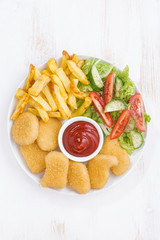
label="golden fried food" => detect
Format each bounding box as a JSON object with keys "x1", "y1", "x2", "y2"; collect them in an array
[
  {"x1": 70, "y1": 79, "x2": 89, "y2": 99},
  {"x1": 55, "y1": 68, "x2": 70, "y2": 93},
  {"x1": 42, "y1": 85, "x2": 58, "y2": 111},
  {"x1": 28, "y1": 98, "x2": 49, "y2": 123},
  {"x1": 28, "y1": 75, "x2": 51, "y2": 97},
  {"x1": 88, "y1": 154, "x2": 118, "y2": 189},
  {"x1": 20, "y1": 142, "x2": 47, "y2": 173},
  {"x1": 48, "y1": 58, "x2": 58, "y2": 73},
  {"x1": 77, "y1": 60, "x2": 85, "y2": 69},
  {"x1": 100, "y1": 136, "x2": 130, "y2": 176},
  {"x1": 71, "y1": 97, "x2": 92, "y2": 117},
  {"x1": 61, "y1": 50, "x2": 70, "y2": 70},
  {"x1": 24, "y1": 64, "x2": 35, "y2": 91},
  {"x1": 10, "y1": 94, "x2": 29, "y2": 120},
  {"x1": 37, "y1": 118, "x2": 62, "y2": 151},
  {"x1": 67, "y1": 161, "x2": 91, "y2": 194},
  {"x1": 41, "y1": 151, "x2": 69, "y2": 188},
  {"x1": 67, "y1": 91, "x2": 77, "y2": 111},
  {"x1": 67, "y1": 60, "x2": 89, "y2": 85},
  {"x1": 52, "y1": 84, "x2": 71, "y2": 118},
  {"x1": 12, "y1": 112, "x2": 39, "y2": 145},
  {"x1": 71, "y1": 54, "x2": 79, "y2": 64}
]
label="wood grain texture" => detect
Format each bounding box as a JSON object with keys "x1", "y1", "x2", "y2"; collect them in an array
[{"x1": 0, "y1": 0, "x2": 160, "y2": 239}]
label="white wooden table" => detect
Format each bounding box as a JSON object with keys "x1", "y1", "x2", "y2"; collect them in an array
[{"x1": 0, "y1": 0, "x2": 160, "y2": 239}]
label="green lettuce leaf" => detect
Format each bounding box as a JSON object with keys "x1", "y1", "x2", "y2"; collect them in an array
[
  {"x1": 83, "y1": 105, "x2": 103, "y2": 123},
  {"x1": 118, "y1": 132, "x2": 135, "y2": 155},
  {"x1": 76, "y1": 99, "x2": 84, "y2": 108},
  {"x1": 112, "y1": 67, "x2": 121, "y2": 79},
  {"x1": 82, "y1": 58, "x2": 98, "y2": 75},
  {"x1": 113, "y1": 65, "x2": 135, "y2": 102},
  {"x1": 110, "y1": 110, "x2": 122, "y2": 122},
  {"x1": 144, "y1": 112, "x2": 151, "y2": 122},
  {"x1": 77, "y1": 82, "x2": 93, "y2": 92},
  {"x1": 82, "y1": 106, "x2": 92, "y2": 118}
]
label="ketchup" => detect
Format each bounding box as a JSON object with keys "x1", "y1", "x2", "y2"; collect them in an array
[{"x1": 63, "y1": 121, "x2": 99, "y2": 157}]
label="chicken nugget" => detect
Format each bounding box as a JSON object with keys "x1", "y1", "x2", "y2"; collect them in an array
[
  {"x1": 88, "y1": 154, "x2": 118, "y2": 189},
  {"x1": 68, "y1": 161, "x2": 90, "y2": 194},
  {"x1": 37, "y1": 118, "x2": 62, "y2": 151},
  {"x1": 100, "y1": 136, "x2": 130, "y2": 176},
  {"x1": 41, "y1": 151, "x2": 69, "y2": 188},
  {"x1": 20, "y1": 141, "x2": 47, "y2": 173},
  {"x1": 12, "y1": 112, "x2": 39, "y2": 145}
]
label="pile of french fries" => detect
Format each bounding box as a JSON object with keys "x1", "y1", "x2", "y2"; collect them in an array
[{"x1": 10, "y1": 51, "x2": 92, "y2": 122}]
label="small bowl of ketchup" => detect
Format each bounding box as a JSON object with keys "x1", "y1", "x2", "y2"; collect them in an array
[{"x1": 58, "y1": 117, "x2": 104, "y2": 162}]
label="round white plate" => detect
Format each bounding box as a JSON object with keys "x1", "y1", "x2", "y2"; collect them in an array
[{"x1": 8, "y1": 55, "x2": 147, "y2": 195}]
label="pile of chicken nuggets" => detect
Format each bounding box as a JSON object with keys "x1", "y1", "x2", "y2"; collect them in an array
[{"x1": 12, "y1": 111, "x2": 130, "y2": 194}]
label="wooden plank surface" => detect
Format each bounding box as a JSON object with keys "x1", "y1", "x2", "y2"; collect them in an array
[{"x1": 0, "y1": 0, "x2": 160, "y2": 239}]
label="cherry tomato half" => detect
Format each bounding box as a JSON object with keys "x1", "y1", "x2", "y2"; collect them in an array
[
  {"x1": 103, "y1": 72, "x2": 114, "y2": 105},
  {"x1": 89, "y1": 92, "x2": 113, "y2": 128},
  {"x1": 110, "y1": 109, "x2": 131, "y2": 140},
  {"x1": 129, "y1": 93, "x2": 145, "y2": 132}
]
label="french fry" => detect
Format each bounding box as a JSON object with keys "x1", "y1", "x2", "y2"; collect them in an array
[
  {"x1": 51, "y1": 75, "x2": 68, "y2": 101},
  {"x1": 48, "y1": 111, "x2": 61, "y2": 118},
  {"x1": 67, "y1": 60, "x2": 89, "y2": 85},
  {"x1": 48, "y1": 58, "x2": 58, "y2": 73},
  {"x1": 67, "y1": 91, "x2": 77, "y2": 111},
  {"x1": 62, "y1": 50, "x2": 70, "y2": 59},
  {"x1": 15, "y1": 88, "x2": 52, "y2": 122},
  {"x1": 61, "y1": 50, "x2": 70, "y2": 70},
  {"x1": 15, "y1": 88, "x2": 29, "y2": 99},
  {"x1": 58, "y1": 115, "x2": 69, "y2": 121},
  {"x1": 24, "y1": 64, "x2": 35, "y2": 91},
  {"x1": 27, "y1": 108, "x2": 61, "y2": 119},
  {"x1": 10, "y1": 94, "x2": 29, "y2": 120},
  {"x1": 55, "y1": 68, "x2": 70, "y2": 93},
  {"x1": 70, "y1": 73, "x2": 76, "y2": 81},
  {"x1": 30, "y1": 95, "x2": 52, "y2": 111},
  {"x1": 28, "y1": 75, "x2": 51, "y2": 97},
  {"x1": 41, "y1": 68, "x2": 52, "y2": 76},
  {"x1": 34, "y1": 67, "x2": 41, "y2": 80},
  {"x1": 27, "y1": 107, "x2": 40, "y2": 117},
  {"x1": 42, "y1": 85, "x2": 57, "y2": 111},
  {"x1": 70, "y1": 79, "x2": 89, "y2": 99},
  {"x1": 71, "y1": 97, "x2": 92, "y2": 118},
  {"x1": 64, "y1": 67, "x2": 71, "y2": 75},
  {"x1": 28, "y1": 98, "x2": 49, "y2": 122},
  {"x1": 77, "y1": 60, "x2": 85, "y2": 69},
  {"x1": 51, "y1": 84, "x2": 71, "y2": 118},
  {"x1": 72, "y1": 54, "x2": 79, "y2": 64}
]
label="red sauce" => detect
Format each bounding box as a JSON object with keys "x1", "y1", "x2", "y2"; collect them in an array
[{"x1": 63, "y1": 121, "x2": 100, "y2": 157}]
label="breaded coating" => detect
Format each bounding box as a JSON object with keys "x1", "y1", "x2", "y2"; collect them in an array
[
  {"x1": 37, "y1": 118, "x2": 62, "y2": 151},
  {"x1": 100, "y1": 136, "x2": 130, "y2": 176},
  {"x1": 12, "y1": 112, "x2": 39, "y2": 145},
  {"x1": 41, "y1": 151, "x2": 69, "y2": 188},
  {"x1": 20, "y1": 141, "x2": 47, "y2": 173},
  {"x1": 68, "y1": 161, "x2": 90, "y2": 194},
  {"x1": 88, "y1": 154, "x2": 118, "y2": 189}
]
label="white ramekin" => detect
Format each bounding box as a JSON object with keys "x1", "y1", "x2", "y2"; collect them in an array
[{"x1": 58, "y1": 116, "x2": 104, "y2": 162}]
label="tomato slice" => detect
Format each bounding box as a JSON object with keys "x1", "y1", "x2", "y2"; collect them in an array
[
  {"x1": 129, "y1": 93, "x2": 145, "y2": 132},
  {"x1": 103, "y1": 72, "x2": 114, "y2": 105},
  {"x1": 89, "y1": 92, "x2": 113, "y2": 128},
  {"x1": 110, "y1": 109, "x2": 131, "y2": 140}
]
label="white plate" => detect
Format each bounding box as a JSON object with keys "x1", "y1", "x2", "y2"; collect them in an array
[{"x1": 7, "y1": 55, "x2": 147, "y2": 195}]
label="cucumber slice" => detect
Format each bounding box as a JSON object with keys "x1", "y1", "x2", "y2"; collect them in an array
[
  {"x1": 130, "y1": 130, "x2": 144, "y2": 149},
  {"x1": 124, "y1": 116, "x2": 135, "y2": 133},
  {"x1": 115, "y1": 78, "x2": 123, "y2": 98},
  {"x1": 104, "y1": 99, "x2": 127, "y2": 113},
  {"x1": 89, "y1": 65, "x2": 103, "y2": 91}
]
